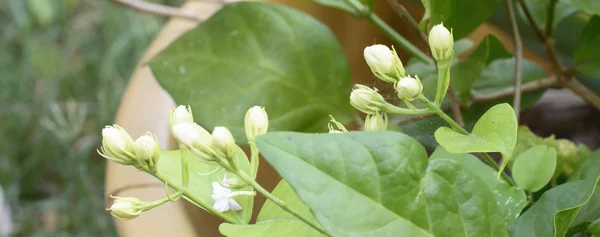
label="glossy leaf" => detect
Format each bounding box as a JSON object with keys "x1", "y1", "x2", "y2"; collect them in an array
[
  {"x1": 158, "y1": 148, "x2": 253, "y2": 224},
  {"x1": 257, "y1": 132, "x2": 508, "y2": 237},
  {"x1": 562, "y1": 0, "x2": 600, "y2": 16},
  {"x1": 428, "y1": 0, "x2": 502, "y2": 38},
  {"x1": 434, "y1": 103, "x2": 517, "y2": 176},
  {"x1": 512, "y1": 145, "x2": 557, "y2": 192},
  {"x1": 150, "y1": 2, "x2": 354, "y2": 143},
  {"x1": 571, "y1": 149, "x2": 600, "y2": 181},
  {"x1": 509, "y1": 176, "x2": 600, "y2": 237},
  {"x1": 574, "y1": 16, "x2": 600, "y2": 79},
  {"x1": 220, "y1": 181, "x2": 325, "y2": 237},
  {"x1": 517, "y1": 0, "x2": 578, "y2": 33},
  {"x1": 430, "y1": 147, "x2": 527, "y2": 225}
]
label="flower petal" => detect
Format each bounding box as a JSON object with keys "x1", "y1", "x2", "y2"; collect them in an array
[
  {"x1": 213, "y1": 198, "x2": 230, "y2": 213},
  {"x1": 229, "y1": 199, "x2": 242, "y2": 211}
]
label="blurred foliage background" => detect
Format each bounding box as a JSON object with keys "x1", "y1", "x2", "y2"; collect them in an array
[{"x1": 0, "y1": 0, "x2": 177, "y2": 235}]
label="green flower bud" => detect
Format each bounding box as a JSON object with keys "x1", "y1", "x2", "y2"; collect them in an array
[
  {"x1": 429, "y1": 24, "x2": 454, "y2": 64},
  {"x1": 108, "y1": 197, "x2": 144, "y2": 220},
  {"x1": 364, "y1": 112, "x2": 388, "y2": 132},
  {"x1": 350, "y1": 85, "x2": 387, "y2": 115},
  {"x1": 99, "y1": 125, "x2": 136, "y2": 165},
  {"x1": 395, "y1": 76, "x2": 423, "y2": 101},
  {"x1": 212, "y1": 126, "x2": 236, "y2": 158},
  {"x1": 134, "y1": 133, "x2": 160, "y2": 171},
  {"x1": 245, "y1": 106, "x2": 268, "y2": 142}
]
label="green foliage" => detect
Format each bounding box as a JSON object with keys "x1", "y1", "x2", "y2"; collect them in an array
[
  {"x1": 150, "y1": 2, "x2": 354, "y2": 143},
  {"x1": 427, "y1": 0, "x2": 502, "y2": 38},
  {"x1": 571, "y1": 149, "x2": 600, "y2": 181},
  {"x1": 219, "y1": 181, "x2": 325, "y2": 236},
  {"x1": 158, "y1": 149, "x2": 253, "y2": 223},
  {"x1": 256, "y1": 132, "x2": 508, "y2": 237},
  {"x1": 517, "y1": 0, "x2": 578, "y2": 33},
  {"x1": 435, "y1": 103, "x2": 517, "y2": 176},
  {"x1": 510, "y1": 176, "x2": 600, "y2": 237},
  {"x1": 512, "y1": 145, "x2": 557, "y2": 192},
  {"x1": 589, "y1": 219, "x2": 600, "y2": 235},
  {"x1": 574, "y1": 16, "x2": 600, "y2": 80},
  {"x1": 562, "y1": 0, "x2": 600, "y2": 16},
  {"x1": 429, "y1": 147, "x2": 527, "y2": 225}
]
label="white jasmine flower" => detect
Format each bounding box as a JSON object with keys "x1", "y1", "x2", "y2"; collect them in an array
[{"x1": 211, "y1": 174, "x2": 255, "y2": 213}]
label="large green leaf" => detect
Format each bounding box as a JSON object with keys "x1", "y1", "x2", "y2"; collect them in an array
[
  {"x1": 434, "y1": 103, "x2": 517, "y2": 176},
  {"x1": 220, "y1": 180, "x2": 325, "y2": 237},
  {"x1": 512, "y1": 145, "x2": 557, "y2": 192},
  {"x1": 256, "y1": 132, "x2": 508, "y2": 237},
  {"x1": 150, "y1": 2, "x2": 354, "y2": 143},
  {"x1": 571, "y1": 149, "x2": 600, "y2": 181},
  {"x1": 563, "y1": 0, "x2": 600, "y2": 16},
  {"x1": 429, "y1": 147, "x2": 527, "y2": 225},
  {"x1": 517, "y1": 0, "x2": 578, "y2": 34},
  {"x1": 428, "y1": 0, "x2": 502, "y2": 38},
  {"x1": 158, "y1": 148, "x2": 253, "y2": 224},
  {"x1": 574, "y1": 16, "x2": 600, "y2": 80},
  {"x1": 509, "y1": 176, "x2": 600, "y2": 237}
]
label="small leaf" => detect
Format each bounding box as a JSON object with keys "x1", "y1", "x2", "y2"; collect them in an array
[
  {"x1": 430, "y1": 147, "x2": 527, "y2": 225},
  {"x1": 562, "y1": 0, "x2": 600, "y2": 16},
  {"x1": 429, "y1": 0, "x2": 502, "y2": 38},
  {"x1": 220, "y1": 181, "x2": 325, "y2": 237},
  {"x1": 574, "y1": 16, "x2": 600, "y2": 79},
  {"x1": 434, "y1": 103, "x2": 517, "y2": 176},
  {"x1": 158, "y1": 148, "x2": 253, "y2": 224},
  {"x1": 257, "y1": 132, "x2": 508, "y2": 237},
  {"x1": 512, "y1": 145, "x2": 557, "y2": 192},
  {"x1": 150, "y1": 2, "x2": 354, "y2": 143},
  {"x1": 509, "y1": 176, "x2": 600, "y2": 237}
]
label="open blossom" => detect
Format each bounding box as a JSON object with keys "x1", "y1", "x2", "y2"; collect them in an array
[{"x1": 211, "y1": 174, "x2": 254, "y2": 213}]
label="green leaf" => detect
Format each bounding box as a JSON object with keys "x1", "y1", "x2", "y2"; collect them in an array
[
  {"x1": 512, "y1": 145, "x2": 557, "y2": 192},
  {"x1": 434, "y1": 103, "x2": 517, "y2": 176},
  {"x1": 574, "y1": 16, "x2": 600, "y2": 79},
  {"x1": 428, "y1": 0, "x2": 502, "y2": 39},
  {"x1": 562, "y1": 0, "x2": 600, "y2": 16},
  {"x1": 220, "y1": 181, "x2": 325, "y2": 237},
  {"x1": 430, "y1": 147, "x2": 527, "y2": 225},
  {"x1": 589, "y1": 219, "x2": 600, "y2": 235},
  {"x1": 517, "y1": 0, "x2": 578, "y2": 34},
  {"x1": 453, "y1": 38, "x2": 474, "y2": 56},
  {"x1": 571, "y1": 149, "x2": 600, "y2": 181},
  {"x1": 451, "y1": 35, "x2": 511, "y2": 96},
  {"x1": 257, "y1": 132, "x2": 508, "y2": 237},
  {"x1": 158, "y1": 148, "x2": 253, "y2": 224},
  {"x1": 149, "y1": 2, "x2": 354, "y2": 143},
  {"x1": 472, "y1": 58, "x2": 546, "y2": 96},
  {"x1": 509, "y1": 176, "x2": 600, "y2": 237}
]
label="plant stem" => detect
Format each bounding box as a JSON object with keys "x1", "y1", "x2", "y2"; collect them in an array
[
  {"x1": 382, "y1": 103, "x2": 433, "y2": 115},
  {"x1": 545, "y1": 0, "x2": 558, "y2": 35},
  {"x1": 418, "y1": 95, "x2": 516, "y2": 186},
  {"x1": 471, "y1": 76, "x2": 558, "y2": 104},
  {"x1": 154, "y1": 173, "x2": 240, "y2": 224},
  {"x1": 504, "y1": 0, "x2": 524, "y2": 120},
  {"x1": 235, "y1": 170, "x2": 331, "y2": 236},
  {"x1": 446, "y1": 87, "x2": 464, "y2": 126},
  {"x1": 145, "y1": 191, "x2": 183, "y2": 209},
  {"x1": 249, "y1": 142, "x2": 259, "y2": 180},
  {"x1": 386, "y1": 0, "x2": 429, "y2": 46},
  {"x1": 180, "y1": 148, "x2": 189, "y2": 188}
]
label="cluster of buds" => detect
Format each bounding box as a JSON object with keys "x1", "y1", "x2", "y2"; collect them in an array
[{"x1": 98, "y1": 125, "x2": 160, "y2": 172}]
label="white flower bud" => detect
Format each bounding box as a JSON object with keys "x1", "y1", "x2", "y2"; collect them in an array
[
  {"x1": 364, "y1": 112, "x2": 388, "y2": 132},
  {"x1": 429, "y1": 24, "x2": 454, "y2": 63},
  {"x1": 99, "y1": 125, "x2": 136, "y2": 165},
  {"x1": 134, "y1": 133, "x2": 160, "y2": 170},
  {"x1": 171, "y1": 105, "x2": 193, "y2": 125},
  {"x1": 395, "y1": 76, "x2": 423, "y2": 101},
  {"x1": 212, "y1": 126, "x2": 236, "y2": 157},
  {"x1": 108, "y1": 197, "x2": 144, "y2": 220},
  {"x1": 364, "y1": 45, "x2": 405, "y2": 83},
  {"x1": 245, "y1": 106, "x2": 268, "y2": 142},
  {"x1": 172, "y1": 122, "x2": 212, "y2": 148},
  {"x1": 350, "y1": 85, "x2": 387, "y2": 115}
]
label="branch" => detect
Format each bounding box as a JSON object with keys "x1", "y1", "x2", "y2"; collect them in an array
[
  {"x1": 471, "y1": 76, "x2": 558, "y2": 104},
  {"x1": 386, "y1": 0, "x2": 429, "y2": 46},
  {"x1": 563, "y1": 79, "x2": 600, "y2": 112},
  {"x1": 505, "y1": 0, "x2": 524, "y2": 119},
  {"x1": 447, "y1": 87, "x2": 464, "y2": 126},
  {"x1": 110, "y1": 0, "x2": 202, "y2": 21}
]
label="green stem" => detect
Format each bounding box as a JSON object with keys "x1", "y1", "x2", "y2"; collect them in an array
[
  {"x1": 545, "y1": 0, "x2": 558, "y2": 36},
  {"x1": 343, "y1": 0, "x2": 433, "y2": 64},
  {"x1": 434, "y1": 61, "x2": 451, "y2": 105},
  {"x1": 418, "y1": 95, "x2": 517, "y2": 186},
  {"x1": 235, "y1": 169, "x2": 331, "y2": 236},
  {"x1": 249, "y1": 142, "x2": 259, "y2": 180},
  {"x1": 382, "y1": 103, "x2": 433, "y2": 115},
  {"x1": 154, "y1": 173, "x2": 240, "y2": 224},
  {"x1": 180, "y1": 148, "x2": 189, "y2": 188},
  {"x1": 145, "y1": 191, "x2": 183, "y2": 210}
]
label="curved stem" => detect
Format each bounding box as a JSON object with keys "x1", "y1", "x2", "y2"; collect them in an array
[
  {"x1": 418, "y1": 95, "x2": 517, "y2": 186},
  {"x1": 235, "y1": 170, "x2": 330, "y2": 236},
  {"x1": 382, "y1": 103, "x2": 433, "y2": 115},
  {"x1": 145, "y1": 191, "x2": 183, "y2": 210}
]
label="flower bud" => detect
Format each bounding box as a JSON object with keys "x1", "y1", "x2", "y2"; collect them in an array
[
  {"x1": 350, "y1": 85, "x2": 387, "y2": 115},
  {"x1": 134, "y1": 133, "x2": 160, "y2": 170},
  {"x1": 395, "y1": 76, "x2": 423, "y2": 101},
  {"x1": 212, "y1": 126, "x2": 236, "y2": 157},
  {"x1": 363, "y1": 45, "x2": 405, "y2": 83},
  {"x1": 364, "y1": 112, "x2": 388, "y2": 132},
  {"x1": 245, "y1": 106, "x2": 268, "y2": 142},
  {"x1": 99, "y1": 125, "x2": 136, "y2": 165},
  {"x1": 172, "y1": 122, "x2": 212, "y2": 148},
  {"x1": 108, "y1": 197, "x2": 144, "y2": 220},
  {"x1": 428, "y1": 24, "x2": 454, "y2": 63},
  {"x1": 327, "y1": 115, "x2": 347, "y2": 133},
  {"x1": 171, "y1": 105, "x2": 193, "y2": 125}
]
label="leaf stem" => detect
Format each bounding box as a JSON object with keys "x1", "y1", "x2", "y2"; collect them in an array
[
  {"x1": 417, "y1": 94, "x2": 517, "y2": 186},
  {"x1": 234, "y1": 169, "x2": 331, "y2": 236},
  {"x1": 504, "y1": 0, "x2": 524, "y2": 120}
]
